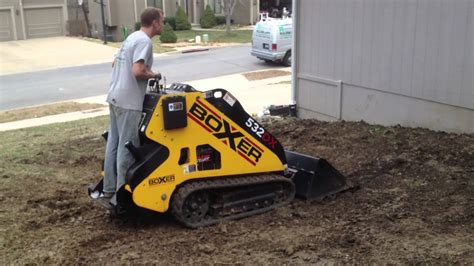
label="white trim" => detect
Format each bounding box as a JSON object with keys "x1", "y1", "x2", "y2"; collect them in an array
[
  {"x1": 162, "y1": 0, "x2": 166, "y2": 16},
  {"x1": 134, "y1": 0, "x2": 138, "y2": 22},
  {"x1": 297, "y1": 74, "x2": 343, "y2": 119},
  {"x1": 0, "y1": 7, "x2": 18, "y2": 40},
  {"x1": 298, "y1": 74, "x2": 341, "y2": 87},
  {"x1": 291, "y1": 0, "x2": 297, "y2": 105},
  {"x1": 19, "y1": 0, "x2": 27, "y2": 39},
  {"x1": 250, "y1": 0, "x2": 253, "y2": 25},
  {"x1": 106, "y1": 0, "x2": 112, "y2": 26},
  {"x1": 63, "y1": 0, "x2": 68, "y2": 35},
  {"x1": 193, "y1": 0, "x2": 197, "y2": 24},
  {"x1": 337, "y1": 81, "x2": 343, "y2": 120}
]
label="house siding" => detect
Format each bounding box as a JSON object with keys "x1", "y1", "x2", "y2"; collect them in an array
[
  {"x1": 294, "y1": 0, "x2": 474, "y2": 133},
  {"x1": 89, "y1": 0, "x2": 143, "y2": 41},
  {"x1": 231, "y1": 0, "x2": 250, "y2": 25}
]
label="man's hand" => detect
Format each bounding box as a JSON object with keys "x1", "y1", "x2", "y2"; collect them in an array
[{"x1": 132, "y1": 60, "x2": 156, "y2": 80}]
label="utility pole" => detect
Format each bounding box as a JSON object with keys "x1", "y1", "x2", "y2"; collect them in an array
[{"x1": 100, "y1": 0, "x2": 107, "y2": 44}]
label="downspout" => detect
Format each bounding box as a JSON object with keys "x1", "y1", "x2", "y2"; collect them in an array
[
  {"x1": 9, "y1": 7, "x2": 18, "y2": 40},
  {"x1": 290, "y1": 0, "x2": 297, "y2": 106}
]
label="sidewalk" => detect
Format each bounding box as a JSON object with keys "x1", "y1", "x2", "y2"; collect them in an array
[{"x1": 0, "y1": 68, "x2": 291, "y2": 132}]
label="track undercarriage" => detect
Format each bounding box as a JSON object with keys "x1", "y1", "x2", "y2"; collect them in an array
[{"x1": 171, "y1": 174, "x2": 295, "y2": 228}]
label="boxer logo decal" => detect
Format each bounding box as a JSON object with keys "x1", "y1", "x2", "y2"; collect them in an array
[{"x1": 188, "y1": 99, "x2": 264, "y2": 166}]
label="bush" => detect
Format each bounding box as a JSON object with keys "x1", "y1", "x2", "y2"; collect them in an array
[
  {"x1": 134, "y1": 21, "x2": 141, "y2": 30},
  {"x1": 200, "y1": 5, "x2": 216, "y2": 28},
  {"x1": 159, "y1": 23, "x2": 177, "y2": 43},
  {"x1": 216, "y1": 16, "x2": 226, "y2": 25},
  {"x1": 175, "y1": 6, "x2": 191, "y2": 30},
  {"x1": 164, "y1": 17, "x2": 176, "y2": 30}
]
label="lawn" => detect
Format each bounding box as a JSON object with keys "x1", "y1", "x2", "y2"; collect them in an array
[
  {"x1": 159, "y1": 29, "x2": 253, "y2": 43},
  {"x1": 0, "y1": 102, "x2": 106, "y2": 123},
  {"x1": 83, "y1": 29, "x2": 252, "y2": 54}
]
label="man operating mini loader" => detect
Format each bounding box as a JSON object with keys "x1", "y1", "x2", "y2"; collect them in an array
[{"x1": 101, "y1": 8, "x2": 164, "y2": 199}]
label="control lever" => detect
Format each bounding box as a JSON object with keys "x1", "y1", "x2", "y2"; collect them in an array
[
  {"x1": 155, "y1": 73, "x2": 162, "y2": 81},
  {"x1": 147, "y1": 73, "x2": 163, "y2": 93},
  {"x1": 155, "y1": 73, "x2": 164, "y2": 92}
]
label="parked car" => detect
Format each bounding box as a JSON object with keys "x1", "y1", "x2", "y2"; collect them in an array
[{"x1": 251, "y1": 17, "x2": 292, "y2": 66}]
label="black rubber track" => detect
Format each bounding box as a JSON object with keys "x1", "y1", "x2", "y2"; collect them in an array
[{"x1": 171, "y1": 174, "x2": 295, "y2": 228}]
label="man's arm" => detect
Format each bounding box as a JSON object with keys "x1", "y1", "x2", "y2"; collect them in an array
[{"x1": 132, "y1": 60, "x2": 158, "y2": 80}]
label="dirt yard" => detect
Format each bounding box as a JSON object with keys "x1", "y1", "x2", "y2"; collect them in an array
[{"x1": 1, "y1": 117, "x2": 473, "y2": 264}]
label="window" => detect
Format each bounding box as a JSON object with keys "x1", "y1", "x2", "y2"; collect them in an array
[
  {"x1": 146, "y1": 0, "x2": 163, "y2": 9},
  {"x1": 208, "y1": 0, "x2": 223, "y2": 15}
]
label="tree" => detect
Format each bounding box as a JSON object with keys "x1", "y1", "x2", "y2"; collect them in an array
[
  {"x1": 160, "y1": 23, "x2": 177, "y2": 43},
  {"x1": 218, "y1": 0, "x2": 240, "y2": 35},
  {"x1": 175, "y1": 6, "x2": 191, "y2": 31},
  {"x1": 200, "y1": 5, "x2": 217, "y2": 29}
]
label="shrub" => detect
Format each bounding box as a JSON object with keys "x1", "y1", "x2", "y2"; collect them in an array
[
  {"x1": 216, "y1": 16, "x2": 226, "y2": 25},
  {"x1": 164, "y1": 17, "x2": 176, "y2": 30},
  {"x1": 175, "y1": 6, "x2": 191, "y2": 30},
  {"x1": 200, "y1": 5, "x2": 216, "y2": 28},
  {"x1": 134, "y1": 21, "x2": 141, "y2": 30},
  {"x1": 159, "y1": 23, "x2": 177, "y2": 43}
]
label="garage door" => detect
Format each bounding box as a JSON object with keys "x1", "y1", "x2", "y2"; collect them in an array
[
  {"x1": 0, "y1": 10, "x2": 14, "y2": 41},
  {"x1": 24, "y1": 7, "x2": 63, "y2": 39}
]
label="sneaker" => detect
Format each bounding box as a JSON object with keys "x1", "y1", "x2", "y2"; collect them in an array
[
  {"x1": 96, "y1": 192, "x2": 114, "y2": 209},
  {"x1": 98, "y1": 191, "x2": 114, "y2": 199}
]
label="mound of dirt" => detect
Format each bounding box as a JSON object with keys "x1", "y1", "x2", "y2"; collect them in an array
[{"x1": 1, "y1": 118, "x2": 473, "y2": 264}]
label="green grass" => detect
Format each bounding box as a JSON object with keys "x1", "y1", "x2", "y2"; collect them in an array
[
  {"x1": 151, "y1": 44, "x2": 177, "y2": 53},
  {"x1": 81, "y1": 37, "x2": 175, "y2": 54},
  {"x1": 83, "y1": 29, "x2": 251, "y2": 54},
  {"x1": 83, "y1": 29, "x2": 252, "y2": 54},
  {"x1": 0, "y1": 116, "x2": 108, "y2": 177},
  {"x1": 160, "y1": 29, "x2": 252, "y2": 43},
  {"x1": 0, "y1": 102, "x2": 106, "y2": 123}
]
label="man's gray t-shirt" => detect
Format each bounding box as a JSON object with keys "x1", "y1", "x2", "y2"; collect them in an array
[{"x1": 106, "y1": 31, "x2": 153, "y2": 111}]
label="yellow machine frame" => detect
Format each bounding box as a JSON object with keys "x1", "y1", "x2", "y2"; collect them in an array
[{"x1": 130, "y1": 92, "x2": 285, "y2": 213}]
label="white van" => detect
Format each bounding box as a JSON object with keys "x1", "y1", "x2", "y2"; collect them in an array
[{"x1": 251, "y1": 18, "x2": 293, "y2": 66}]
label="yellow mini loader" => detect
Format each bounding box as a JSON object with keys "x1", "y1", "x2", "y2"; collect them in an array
[{"x1": 89, "y1": 77, "x2": 349, "y2": 228}]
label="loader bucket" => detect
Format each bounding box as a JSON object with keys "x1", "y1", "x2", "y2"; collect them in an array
[{"x1": 285, "y1": 150, "x2": 349, "y2": 200}]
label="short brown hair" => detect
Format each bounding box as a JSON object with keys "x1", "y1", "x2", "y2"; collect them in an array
[{"x1": 140, "y1": 8, "x2": 163, "y2": 27}]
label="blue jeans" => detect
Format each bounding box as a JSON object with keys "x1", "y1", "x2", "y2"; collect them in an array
[{"x1": 103, "y1": 104, "x2": 142, "y2": 194}]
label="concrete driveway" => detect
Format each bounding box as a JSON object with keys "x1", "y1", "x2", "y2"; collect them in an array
[{"x1": 0, "y1": 37, "x2": 119, "y2": 76}]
